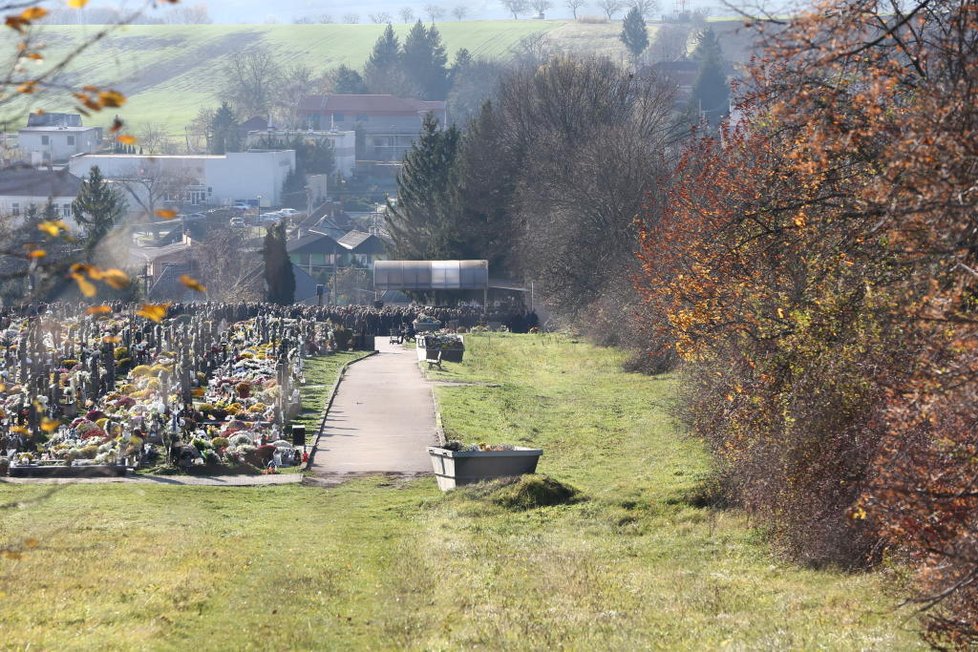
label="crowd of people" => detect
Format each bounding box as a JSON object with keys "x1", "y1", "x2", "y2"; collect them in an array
[{"x1": 6, "y1": 302, "x2": 541, "y2": 336}]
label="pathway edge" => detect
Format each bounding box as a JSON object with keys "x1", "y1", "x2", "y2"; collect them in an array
[{"x1": 301, "y1": 350, "x2": 378, "y2": 471}]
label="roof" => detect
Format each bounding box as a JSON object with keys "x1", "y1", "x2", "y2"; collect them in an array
[
  {"x1": 239, "y1": 116, "x2": 269, "y2": 131},
  {"x1": 298, "y1": 94, "x2": 446, "y2": 115},
  {"x1": 20, "y1": 126, "x2": 101, "y2": 133},
  {"x1": 286, "y1": 230, "x2": 341, "y2": 255},
  {"x1": 338, "y1": 230, "x2": 386, "y2": 255},
  {"x1": 147, "y1": 263, "x2": 196, "y2": 302},
  {"x1": 128, "y1": 241, "x2": 192, "y2": 266},
  {"x1": 27, "y1": 113, "x2": 82, "y2": 127},
  {"x1": 0, "y1": 166, "x2": 82, "y2": 198}
]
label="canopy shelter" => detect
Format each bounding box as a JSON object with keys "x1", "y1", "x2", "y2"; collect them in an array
[
  {"x1": 374, "y1": 260, "x2": 490, "y2": 308},
  {"x1": 374, "y1": 260, "x2": 489, "y2": 291}
]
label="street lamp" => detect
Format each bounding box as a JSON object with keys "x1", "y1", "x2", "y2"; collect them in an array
[{"x1": 256, "y1": 194, "x2": 262, "y2": 236}]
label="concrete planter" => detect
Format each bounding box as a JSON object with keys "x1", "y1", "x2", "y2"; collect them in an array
[
  {"x1": 417, "y1": 335, "x2": 464, "y2": 363},
  {"x1": 427, "y1": 446, "x2": 542, "y2": 491}
]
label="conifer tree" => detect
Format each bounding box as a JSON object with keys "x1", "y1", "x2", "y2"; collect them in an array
[
  {"x1": 332, "y1": 65, "x2": 367, "y2": 94},
  {"x1": 364, "y1": 23, "x2": 405, "y2": 94},
  {"x1": 263, "y1": 221, "x2": 295, "y2": 304},
  {"x1": 209, "y1": 101, "x2": 241, "y2": 154},
  {"x1": 71, "y1": 166, "x2": 127, "y2": 257},
  {"x1": 385, "y1": 113, "x2": 464, "y2": 259},
  {"x1": 689, "y1": 28, "x2": 729, "y2": 126},
  {"x1": 620, "y1": 7, "x2": 649, "y2": 63},
  {"x1": 402, "y1": 21, "x2": 449, "y2": 99}
]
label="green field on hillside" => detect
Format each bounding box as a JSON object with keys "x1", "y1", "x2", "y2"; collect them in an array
[
  {"x1": 0, "y1": 334, "x2": 922, "y2": 649},
  {"x1": 17, "y1": 18, "x2": 760, "y2": 138},
  {"x1": 24, "y1": 21, "x2": 565, "y2": 134}
]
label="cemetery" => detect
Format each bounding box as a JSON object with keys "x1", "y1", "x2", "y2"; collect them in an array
[{"x1": 0, "y1": 303, "x2": 346, "y2": 477}]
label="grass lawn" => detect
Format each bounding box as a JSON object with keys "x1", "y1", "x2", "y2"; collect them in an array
[{"x1": 0, "y1": 334, "x2": 923, "y2": 649}]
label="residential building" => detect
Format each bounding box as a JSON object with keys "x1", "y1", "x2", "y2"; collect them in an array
[
  {"x1": 245, "y1": 128, "x2": 357, "y2": 177},
  {"x1": 19, "y1": 113, "x2": 103, "y2": 165},
  {"x1": 67, "y1": 150, "x2": 296, "y2": 216},
  {"x1": 0, "y1": 166, "x2": 82, "y2": 224},
  {"x1": 297, "y1": 94, "x2": 447, "y2": 163}
]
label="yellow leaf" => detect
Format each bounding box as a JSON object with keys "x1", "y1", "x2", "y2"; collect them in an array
[
  {"x1": 101, "y1": 268, "x2": 130, "y2": 290},
  {"x1": 16, "y1": 81, "x2": 36, "y2": 94},
  {"x1": 777, "y1": 308, "x2": 785, "y2": 319},
  {"x1": 155, "y1": 209, "x2": 177, "y2": 220},
  {"x1": 86, "y1": 304, "x2": 112, "y2": 316},
  {"x1": 136, "y1": 303, "x2": 169, "y2": 323},
  {"x1": 19, "y1": 7, "x2": 48, "y2": 21},
  {"x1": 179, "y1": 275, "x2": 206, "y2": 293},
  {"x1": 71, "y1": 273, "x2": 96, "y2": 298},
  {"x1": 9, "y1": 425, "x2": 27, "y2": 434},
  {"x1": 101, "y1": 335, "x2": 121, "y2": 344},
  {"x1": 98, "y1": 89, "x2": 125, "y2": 108},
  {"x1": 5, "y1": 17, "x2": 27, "y2": 32},
  {"x1": 67, "y1": 0, "x2": 89, "y2": 7},
  {"x1": 23, "y1": 538, "x2": 39, "y2": 549},
  {"x1": 2, "y1": 550, "x2": 23, "y2": 560},
  {"x1": 26, "y1": 249, "x2": 45, "y2": 259},
  {"x1": 116, "y1": 134, "x2": 137, "y2": 145},
  {"x1": 40, "y1": 418, "x2": 60, "y2": 433},
  {"x1": 37, "y1": 220, "x2": 66, "y2": 237}
]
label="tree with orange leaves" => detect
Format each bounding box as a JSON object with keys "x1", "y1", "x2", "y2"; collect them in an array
[{"x1": 637, "y1": 0, "x2": 978, "y2": 644}]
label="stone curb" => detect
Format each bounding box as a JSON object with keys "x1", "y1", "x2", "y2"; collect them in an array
[{"x1": 301, "y1": 349, "x2": 378, "y2": 471}]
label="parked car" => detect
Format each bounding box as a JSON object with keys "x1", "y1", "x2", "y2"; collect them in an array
[
  {"x1": 229, "y1": 216, "x2": 245, "y2": 228},
  {"x1": 278, "y1": 208, "x2": 299, "y2": 216}
]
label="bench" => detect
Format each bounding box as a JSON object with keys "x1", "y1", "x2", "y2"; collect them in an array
[
  {"x1": 426, "y1": 350, "x2": 443, "y2": 370},
  {"x1": 389, "y1": 329, "x2": 403, "y2": 345}
]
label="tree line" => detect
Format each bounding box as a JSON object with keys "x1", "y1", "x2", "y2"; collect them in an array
[{"x1": 633, "y1": 1, "x2": 978, "y2": 646}]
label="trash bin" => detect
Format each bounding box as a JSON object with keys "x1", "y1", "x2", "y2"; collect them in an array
[{"x1": 291, "y1": 424, "x2": 306, "y2": 447}]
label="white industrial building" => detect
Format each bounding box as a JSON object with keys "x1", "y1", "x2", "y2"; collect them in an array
[{"x1": 67, "y1": 150, "x2": 296, "y2": 215}]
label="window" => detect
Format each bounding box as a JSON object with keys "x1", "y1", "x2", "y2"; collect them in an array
[
  {"x1": 332, "y1": 113, "x2": 345, "y2": 122},
  {"x1": 62, "y1": 204, "x2": 71, "y2": 218},
  {"x1": 67, "y1": 136, "x2": 75, "y2": 146},
  {"x1": 356, "y1": 113, "x2": 369, "y2": 122},
  {"x1": 11, "y1": 202, "x2": 19, "y2": 216},
  {"x1": 41, "y1": 135, "x2": 49, "y2": 145}
]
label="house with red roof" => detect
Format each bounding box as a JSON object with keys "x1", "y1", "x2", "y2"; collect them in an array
[{"x1": 297, "y1": 94, "x2": 447, "y2": 164}]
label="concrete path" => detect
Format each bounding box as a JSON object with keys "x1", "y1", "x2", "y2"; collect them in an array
[{"x1": 308, "y1": 337, "x2": 437, "y2": 480}]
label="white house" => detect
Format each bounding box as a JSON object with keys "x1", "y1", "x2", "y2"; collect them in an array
[
  {"x1": 67, "y1": 150, "x2": 296, "y2": 215},
  {"x1": 19, "y1": 113, "x2": 102, "y2": 165},
  {"x1": 0, "y1": 167, "x2": 82, "y2": 225}
]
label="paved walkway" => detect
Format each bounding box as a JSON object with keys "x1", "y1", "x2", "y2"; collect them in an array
[{"x1": 308, "y1": 337, "x2": 437, "y2": 480}]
